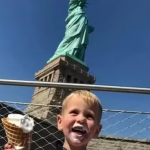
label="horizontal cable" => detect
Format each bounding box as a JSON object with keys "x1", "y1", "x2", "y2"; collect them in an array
[{"x1": 1, "y1": 100, "x2": 150, "y2": 115}]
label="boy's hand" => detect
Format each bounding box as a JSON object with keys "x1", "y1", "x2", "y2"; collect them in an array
[{"x1": 4, "y1": 143, "x2": 15, "y2": 150}]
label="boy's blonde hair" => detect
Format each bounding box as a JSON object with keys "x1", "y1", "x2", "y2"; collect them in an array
[{"x1": 61, "y1": 90, "x2": 103, "y2": 124}]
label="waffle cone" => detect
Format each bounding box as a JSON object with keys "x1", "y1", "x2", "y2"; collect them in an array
[{"x1": 2, "y1": 118, "x2": 32, "y2": 150}]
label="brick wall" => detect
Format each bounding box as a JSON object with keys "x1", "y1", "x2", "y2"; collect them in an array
[{"x1": 88, "y1": 136, "x2": 150, "y2": 150}]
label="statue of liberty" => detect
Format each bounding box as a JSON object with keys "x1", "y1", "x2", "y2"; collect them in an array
[{"x1": 47, "y1": 0, "x2": 94, "y2": 63}]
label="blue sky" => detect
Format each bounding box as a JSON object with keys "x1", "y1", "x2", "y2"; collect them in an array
[{"x1": 0, "y1": 1, "x2": 150, "y2": 111}]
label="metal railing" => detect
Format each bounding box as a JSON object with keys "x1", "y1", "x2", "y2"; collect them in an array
[{"x1": 0, "y1": 79, "x2": 150, "y2": 94}]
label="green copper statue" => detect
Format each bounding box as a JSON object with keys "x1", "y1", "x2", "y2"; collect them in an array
[{"x1": 47, "y1": 0, "x2": 94, "y2": 63}]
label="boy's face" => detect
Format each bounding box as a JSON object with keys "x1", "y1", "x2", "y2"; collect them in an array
[{"x1": 57, "y1": 95, "x2": 102, "y2": 147}]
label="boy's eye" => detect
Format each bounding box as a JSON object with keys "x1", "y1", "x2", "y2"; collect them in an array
[
  {"x1": 70, "y1": 110, "x2": 78, "y2": 115},
  {"x1": 86, "y1": 114, "x2": 94, "y2": 120}
]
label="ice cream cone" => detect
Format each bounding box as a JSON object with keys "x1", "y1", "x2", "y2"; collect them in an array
[{"x1": 2, "y1": 118, "x2": 32, "y2": 150}]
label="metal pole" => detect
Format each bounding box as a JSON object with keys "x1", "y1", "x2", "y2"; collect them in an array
[{"x1": 0, "y1": 79, "x2": 150, "y2": 94}]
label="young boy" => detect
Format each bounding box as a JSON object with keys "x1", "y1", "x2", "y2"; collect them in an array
[{"x1": 4, "y1": 90, "x2": 103, "y2": 150}]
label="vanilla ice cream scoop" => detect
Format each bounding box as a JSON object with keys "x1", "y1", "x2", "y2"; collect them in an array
[{"x1": 7, "y1": 114, "x2": 34, "y2": 133}]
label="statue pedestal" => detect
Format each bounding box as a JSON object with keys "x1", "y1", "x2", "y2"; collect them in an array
[{"x1": 25, "y1": 55, "x2": 95, "y2": 125}]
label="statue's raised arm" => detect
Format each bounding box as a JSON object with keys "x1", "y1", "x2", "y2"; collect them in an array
[{"x1": 47, "y1": 0, "x2": 94, "y2": 63}]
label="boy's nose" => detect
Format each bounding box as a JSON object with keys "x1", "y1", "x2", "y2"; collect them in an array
[{"x1": 76, "y1": 115, "x2": 86, "y2": 123}]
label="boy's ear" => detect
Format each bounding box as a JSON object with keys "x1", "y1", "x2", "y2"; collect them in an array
[
  {"x1": 93, "y1": 124, "x2": 102, "y2": 138},
  {"x1": 57, "y1": 115, "x2": 63, "y2": 131}
]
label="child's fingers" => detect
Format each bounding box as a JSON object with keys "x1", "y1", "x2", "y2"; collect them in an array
[
  {"x1": 4, "y1": 143, "x2": 15, "y2": 150},
  {"x1": 4, "y1": 143, "x2": 12, "y2": 148}
]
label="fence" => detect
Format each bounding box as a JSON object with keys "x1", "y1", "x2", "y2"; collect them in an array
[
  {"x1": 0, "y1": 101, "x2": 150, "y2": 150},
  {"x1": 0, "y1": 79, "x2": 150, "y2": 150}
]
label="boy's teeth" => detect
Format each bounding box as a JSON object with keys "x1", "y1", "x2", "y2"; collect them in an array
[
  {"x1": 73, "y1": 127, "x2": 84, "y2": 130},
  {"x1": 72, "y1": 127, "x2": 86, "y2": 133}
]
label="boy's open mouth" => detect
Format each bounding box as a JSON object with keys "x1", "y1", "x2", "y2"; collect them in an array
[{"x1": 71, "y1": 126, "x2": 87, "y2": 135}]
